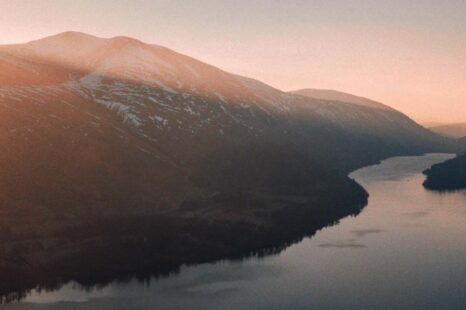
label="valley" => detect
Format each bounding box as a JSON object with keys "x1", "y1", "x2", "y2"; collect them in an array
[{"x1": 0, "y1": 32, "x2": 459, "y2": 299}]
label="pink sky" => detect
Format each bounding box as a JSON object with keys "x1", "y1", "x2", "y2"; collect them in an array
[{"x1": 1, "y1": 0, "x2": 465, "y2": 124}]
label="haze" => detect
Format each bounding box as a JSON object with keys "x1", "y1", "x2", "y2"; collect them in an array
[{"x1": 1, "y1": 0, "x2": 465, "y2": 124}]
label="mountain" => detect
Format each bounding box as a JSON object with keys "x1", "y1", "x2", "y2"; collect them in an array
[
  {"x1": 429, "y1": 123, "x2": 466, "y2": 138},
  {"x1": 289, "y1": 88, "x2": 454, "y2": 166},
  {"x1": 0, "y1": 32, "x2": 453, "y2": 292}
]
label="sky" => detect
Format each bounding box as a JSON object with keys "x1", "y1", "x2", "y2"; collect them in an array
[{"x1": 0, "y1": 0, "x2": 465, "y2": 124}]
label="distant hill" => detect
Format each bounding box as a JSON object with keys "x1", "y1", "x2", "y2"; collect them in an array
[
  {"x1": 422, "y1": 122, "x2": 445, "y2": 128},
  {"x1": 458, "y1": 137, "x2": 466, "y2": 153},
  {"x1": 290, "y1": 88, "x2": 393, "y2": 111},
  {"x1": 429, "y1": 123, "x2": 466, "y2": 138}
]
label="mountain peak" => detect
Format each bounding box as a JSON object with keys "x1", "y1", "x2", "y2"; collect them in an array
[
  {"x1": 22, "y1": 32, "x2": 148, "y2": 49},
  {"x1": 2, "y1": 32, "x2": 157, "y2": 67},
  {"x1": 53, "y1": 30, "x2": 96, "y2": 38},
  {"x1": 110, "y1": 35, "x2": 143, "y2": 44},
  {"x1": 27, "y1": 31, "x2": 103, "y2": 45}
]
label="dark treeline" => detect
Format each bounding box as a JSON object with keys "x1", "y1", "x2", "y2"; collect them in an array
[
  {"x1": 0, "y1": 174, "x2": 367, "y2": 302},
  {"x1": 423, "y1": 153, "x2": 466, "y2": 191}
]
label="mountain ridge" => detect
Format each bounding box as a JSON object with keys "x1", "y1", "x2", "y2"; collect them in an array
[
  {"x1": 0, "y1": 31, "x2": 454, "y2": 209},
  {"x1": 429, "y1": 123, "x2": 466, "y2": 138}
]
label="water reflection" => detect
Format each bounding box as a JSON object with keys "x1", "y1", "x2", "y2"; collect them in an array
[
  {"x1": 318, "y1": 240, "x2": 367, "y2": 248},
  {"x1": 350, "y1": 228, "x2": 386, "y2": 238}
]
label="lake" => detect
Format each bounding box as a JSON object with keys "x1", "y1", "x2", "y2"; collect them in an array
[{"x1": 8, "y1": 154, "x2": 466, "y2": 309}]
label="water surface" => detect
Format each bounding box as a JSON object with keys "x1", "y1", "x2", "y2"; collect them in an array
[{"x1": 10, "y1": 154, "x2": 466, "y2": 309}]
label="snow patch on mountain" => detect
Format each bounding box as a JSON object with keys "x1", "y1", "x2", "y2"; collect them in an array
[
  {"x1": 150, "y1": 115, "x2": 169, "y2": 128},
  {"x1": 95, "y1": 99, "x2": 142, "y2": 127},
  {"x1": 80, "y1": 73, "x2": 102, "y2": 89}
]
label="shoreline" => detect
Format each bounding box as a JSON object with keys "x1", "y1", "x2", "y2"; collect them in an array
[
  {"x1": 423, "y1": 153, "x2": 466, "y2": 191},
  {"x1": 0, "y1": 177, "x2": 368, "y2": 303},
  {"x1": 2, "y1": 152, "x2": 451, "y2": 303}
]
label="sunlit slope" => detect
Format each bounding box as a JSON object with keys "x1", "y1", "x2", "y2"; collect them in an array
[
  {"x1": 0, "y1": 31, "x2": 453, "y2": 214},
  {"x1": 291, "y1": 88, "x2": 393, "y2": 110}
]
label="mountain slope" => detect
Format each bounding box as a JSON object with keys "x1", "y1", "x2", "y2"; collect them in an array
[
  {"x1": 291, "y1": 88, "x2": 393, "y2": 110},
  {"x1": 0, "y1": 32, "x2": 450, "y2": 170},
  {"x1": 289, "y1": 88, "x2": 453, "y2": 168},
  {"x1": 0, "y1": 32, "x2": 454, "y2": 293}
]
